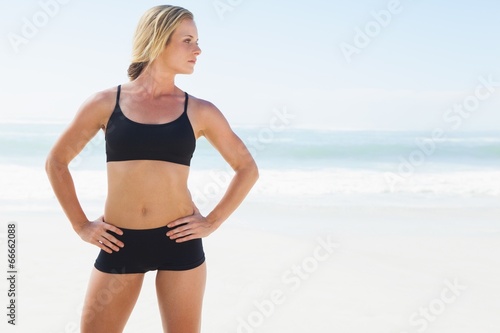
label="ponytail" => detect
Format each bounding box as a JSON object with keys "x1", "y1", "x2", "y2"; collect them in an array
[{"x1": 127, "y1": 62, "x2": 147, "y2": 81}]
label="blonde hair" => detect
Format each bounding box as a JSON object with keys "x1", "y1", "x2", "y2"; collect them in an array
[{"x1": 127, "y1": 5, "x2": 194, "y2": 81}]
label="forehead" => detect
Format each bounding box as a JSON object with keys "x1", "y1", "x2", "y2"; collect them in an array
[{"x1": 173, "y1": 19, "x2": 198, "y2": 37}]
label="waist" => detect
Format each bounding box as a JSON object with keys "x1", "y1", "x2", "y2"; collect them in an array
[
  {"x1": 104, "y1": 198, "x2": 194, "y2": 229},
  {"x1": 104, "y1": 160, "x2": 193, "y2": 229}
]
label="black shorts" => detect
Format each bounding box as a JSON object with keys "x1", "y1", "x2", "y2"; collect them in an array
[{"x1": 94, "y1": 225, "x2": 205, "y2": 274}]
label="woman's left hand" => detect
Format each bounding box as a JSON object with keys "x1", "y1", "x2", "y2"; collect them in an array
[{"x1": 166, "y1": 206, "x2": 216, "y2": 242}]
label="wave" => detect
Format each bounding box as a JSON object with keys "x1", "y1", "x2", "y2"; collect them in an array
[
  {"x1": 2, "y1": 124, "x2": 499, "y2": 172},
  {"x1": 0, "y1": 163, "x2": 497, "y2": 213}
]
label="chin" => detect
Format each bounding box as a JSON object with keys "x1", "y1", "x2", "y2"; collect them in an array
[
  {"x1": 181, "y1": 68, "x2": 195, "y2": 75},
  {"x1": 172, "y1": 65, "x2": 195, "y2": 75}
]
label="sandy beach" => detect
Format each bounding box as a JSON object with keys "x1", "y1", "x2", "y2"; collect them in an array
[{"x1": 1, "y1": 202, "x2": 499, "y2": 333}]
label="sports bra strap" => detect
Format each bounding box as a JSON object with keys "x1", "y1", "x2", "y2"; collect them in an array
[
  {"x1": 116, "y1": 85, "x2": 121, "y2": 106},
  {"x1": 183, "y1": 92, "x2": 188, "y2": 112}
]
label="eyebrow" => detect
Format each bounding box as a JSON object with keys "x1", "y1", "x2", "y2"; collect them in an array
[{"x1": 184, "y1": 34, "x2": 199, "y2": 40}]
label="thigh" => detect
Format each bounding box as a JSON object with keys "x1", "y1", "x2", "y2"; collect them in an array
[
  {"x1": 155, "y1": 262, "x2": 207, "y2": 333},
  {"x1": 81, "y1": 268, "x2": 145, "y2": 333}
]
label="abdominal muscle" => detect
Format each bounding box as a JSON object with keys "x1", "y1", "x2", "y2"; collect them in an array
[{"x1": 103, "y1": 160, "x2": 194, "y2": 229}]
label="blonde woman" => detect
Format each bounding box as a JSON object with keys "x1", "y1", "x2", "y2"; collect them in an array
[{"x1": 46, "y1": 5, "x2": 258, "y2": 333}]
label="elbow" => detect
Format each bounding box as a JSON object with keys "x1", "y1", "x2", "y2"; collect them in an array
[
  {"x1": 248, "y1": 160, "x2": 259, "y2": 184},
  {"x1": 233, "y1": 159, "x2": 259, "y2": 184},
  {"x1": 45, "y1": 153, "x2": 57, "y2": 175},
  {"x1": 45, "y1": 155, "x2": 53, "y2": 175},
  {"x1": 45, "y1": 153, "x2": 67, "y2": 178}
]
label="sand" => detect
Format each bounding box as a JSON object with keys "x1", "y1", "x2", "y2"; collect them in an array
[{"x1": 1, "y1": 203, "x2": 499, "y2": 332}]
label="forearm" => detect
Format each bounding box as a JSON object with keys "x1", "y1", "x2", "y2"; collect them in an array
[
  {"x1": 45, "y1": 158, "x2": 88, "y2": 231},
  {"x1": 205, "y1": 163, "x2": 259, "y2": 228}
]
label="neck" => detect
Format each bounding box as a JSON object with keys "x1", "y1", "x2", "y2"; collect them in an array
[{"x1": 134, "y1": 62, "x2": 178, "y2": 97}]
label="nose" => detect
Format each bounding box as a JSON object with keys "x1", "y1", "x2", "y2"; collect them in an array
[{"x1": 194, "y1": 44, "x2": 202, "y2": 56}]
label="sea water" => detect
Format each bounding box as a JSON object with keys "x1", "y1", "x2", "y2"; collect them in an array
[{"x1": 0, "y1": 122, "x2": 499, "y2": 215}]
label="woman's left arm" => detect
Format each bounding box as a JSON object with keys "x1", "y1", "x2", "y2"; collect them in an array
[{"x1": 167, "y1": 101, "x2": 259, "y2": 242}]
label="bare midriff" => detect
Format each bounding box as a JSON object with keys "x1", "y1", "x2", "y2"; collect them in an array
[{"x1": 104, "y1": 160, "x2": 194, "y2": 229}]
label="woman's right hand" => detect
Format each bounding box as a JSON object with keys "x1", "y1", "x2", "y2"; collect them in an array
[{"x1": 75, "y1": 216, "x2": 124, "y2": 253}]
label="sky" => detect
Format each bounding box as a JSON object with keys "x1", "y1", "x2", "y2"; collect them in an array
[{"x1": 0, "y1": 0, "x2": 499, "y2": 131}]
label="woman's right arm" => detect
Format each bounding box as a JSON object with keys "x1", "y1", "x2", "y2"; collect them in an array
[{"x1": 45, "y1": 90, "x2": 124, "y2": 253}]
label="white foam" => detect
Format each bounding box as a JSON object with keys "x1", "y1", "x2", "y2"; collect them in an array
[{"x1": 1, "y1": 165, "x2": 498, "y2": 212}]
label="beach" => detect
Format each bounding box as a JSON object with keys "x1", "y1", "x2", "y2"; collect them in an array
[
  {"x1": 1, "y1": 124, "x2": 499, "y2": 332},
  {"x1": 1, "y1": 204, "x2": 499, "y2": 332}
]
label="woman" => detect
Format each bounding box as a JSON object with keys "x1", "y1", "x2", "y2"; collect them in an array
[{"x1": 45, "y1": 5, "x2": 258, "y2": 333}]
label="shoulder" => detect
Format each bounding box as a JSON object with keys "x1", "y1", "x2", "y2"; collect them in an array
[
  {"x1": 186, "y1": 94, "x2": 228, "y2": 124},
  {"x1": 74, "y1": 86, "x2": 120, "y2": 128},
  {"x1": 186, "y1": 93, "x2": 235, "y2": 139},
  {"x1": 187, "y1": 94, "x2": 220, "y2": 114},
  {"x1": 83, "y1": 86, "x2": 119, "y2": 113}
]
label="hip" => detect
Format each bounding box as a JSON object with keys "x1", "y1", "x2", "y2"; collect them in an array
[{"x1": 94, "y1": 225, "x2": 205, "y2": 274}]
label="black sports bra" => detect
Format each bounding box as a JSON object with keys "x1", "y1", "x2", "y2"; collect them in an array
[{"x1": 105, "y1": 85, "x2": 196, "y2": 166}]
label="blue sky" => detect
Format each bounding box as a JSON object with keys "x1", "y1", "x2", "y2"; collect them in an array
[{"x1": 1, "y1": 0, "x2": 499, "y2": 130}]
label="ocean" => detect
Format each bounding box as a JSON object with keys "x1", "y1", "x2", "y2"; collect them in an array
[{"x1": 0, "y1": 122, "x2": 499, "y2": 214}]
